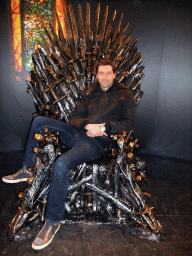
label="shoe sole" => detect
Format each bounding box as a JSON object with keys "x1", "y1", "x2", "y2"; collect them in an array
[
  {"x1": 2, "y1": 177, "x2": 28, "y2": 183},
  {"x1": 32, "y1": 224, "x2": 61, "y2": 250}
]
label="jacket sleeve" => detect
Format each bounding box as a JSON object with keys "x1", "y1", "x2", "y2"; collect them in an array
[
  {"x1": 106, "y1": 90, "x2": 136, "y2": 135},
  {"x1": 68, "y1": 92, "x2": 90, "y2": 129}
]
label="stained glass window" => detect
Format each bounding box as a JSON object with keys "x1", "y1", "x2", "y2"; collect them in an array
[
  {"x1": 24, "y1": 0, "x2": 54, "y2": 71},
  {"x1": 11, "y1": 0, "x2": 66, "y2": 81},
  {"x1": 11, "y1": 0, "x2": 22, "y2": 74}
]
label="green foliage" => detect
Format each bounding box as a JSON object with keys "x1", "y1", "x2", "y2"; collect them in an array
[{"x1": 24, "y1": 0, "x2": 54, "y2": 70}]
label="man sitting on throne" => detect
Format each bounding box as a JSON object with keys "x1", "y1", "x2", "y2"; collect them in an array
[{"x1": 2, "y1": 58, "x2": 135, "y2": 250}]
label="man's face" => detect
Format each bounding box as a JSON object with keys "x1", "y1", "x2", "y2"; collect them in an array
[{"x1": 96, "y1": 65, "x2": 116, "y2": 91}]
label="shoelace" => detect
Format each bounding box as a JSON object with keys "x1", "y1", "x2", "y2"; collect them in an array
[
  {"x1": 44, "y1": 225, "x2": 52, "y2": 243},
  {"x1": 36, "y1": 222, "x2": 53, "y2": 243},
  {"x1": 37, "y1": 222, "x2": 46, "y2": 237},
  {"x1": 12, "y1": 169, "x2": 32, "y2": 178}
]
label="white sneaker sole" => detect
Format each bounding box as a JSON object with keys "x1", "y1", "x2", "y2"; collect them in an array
[{"x1": 2, "y1": 177, "x2": 28, "y2": 183}]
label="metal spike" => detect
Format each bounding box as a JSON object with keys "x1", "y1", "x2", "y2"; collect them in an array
[
  {"x1": 120, "y1": 183, "x2": 138, "y2": 208},
  {"x1": 86, "y1": 2, "x2": 92, "y2": 52},
  {"x1": 114, "y1": 162, "x2": 120, "y2": 198},
  {"x1": 40, "y1": 33, "x2": 54, "y2": 54},
  {"x1": 121, "y1": 66, "x2": 145, "y2": 88},
  {"x1": 63, "y1": 5, "x2": 72, "y2": 41},
  {"x1": 92, "y1": 163, "x2": 99, "y2": 212},
  {"x1": 122, "y1": 39, "x2": 138, "y2": 58},
  {"x1": 118, "y1": 31, "x2": 134, "y2": 54},
  {"x1": 86, "y1": 183, "x2": 132, "y2": 215},
  {"x1": 32, "y1": 54, "x2": 45, "y2": 79},
  {"x1": 111, "y1": 13, "x2": 123, "y2": 44},
  {"x1": 123, "y1": 47, "x2": 138, "y2": 68},
  {"x1": 134, "y1": 90, "x2": 144, "y2": 107},
  {"x1": 38, "y1": 81, "x2": 49, "y2": 104},
  {"x1": 63, "y1": 5, "x2": 74, "y2": 56},
  {"x1": 98, "y1": 196, "x2": 115, "y2": 221},
  {"x1": 97, "y1": 5, "x2": 108, "y2": 58},
  {"x1": 48, "y1": 21, "x2": 62, "y2": 51},
  {"x1": 124, "y1": 53, "x2": 142, "y2": 72},
  {"x1": 35, "y1": 48, "x2": 46, "y2": 70},
  {"x1": 99, "y1": 5, "x2": 108, "y2": 42},
  {"x1": 68, "y1": 4, "x2": 79, "y2": 59},
  {"x1": 102, "y1": 10, "x2": 117, "y2": 55},
  {"x1": 93, "y1": 3, "x2": 100, "y2": 44},
  {"x1": 42, "y1": 26, "x2": 56, "y2": 50},
  {"x1": 111, "y1": 31, "x2": 134, "y2": 62},
  {"x1": 86, "y1": 2, "x2": 91, "y2": 41},
  {"x1": 78, "y1": 4, "x2": 85, "y2": 43},
  {"x1": 112, "y1": 22, "x2": 130, "y2": 53},
  {"x1": 55, "y1": 11, "x2": 66, "y2": 49},
  {"x1": 26, "y1": 81, "x2": 44, "y2": 110},
  {"x1": 78, "y1": 5, "x2": 86, "y2": 62},
  {"x1": 131, "y1": 73, "x2": 145, "y2": 91},
  {"x1": 135, "y1": 66, "x2": 145, "y2": 74}
]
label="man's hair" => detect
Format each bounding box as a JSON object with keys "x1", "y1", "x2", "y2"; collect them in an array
[{"x1": 95, "y1": 58, "x2": 116, "y2": 74}]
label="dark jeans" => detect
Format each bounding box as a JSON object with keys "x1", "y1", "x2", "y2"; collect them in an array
[{"x1": 23, "y1": 116, "x2": 107, "y2": 222}]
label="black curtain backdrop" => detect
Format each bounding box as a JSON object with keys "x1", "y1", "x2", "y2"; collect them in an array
[{"x1": 0, "y1": 0, "x2": 192, "y2": 161}]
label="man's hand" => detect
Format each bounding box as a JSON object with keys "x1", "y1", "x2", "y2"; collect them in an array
[{"x1": 85, "y1": 123, "x2": 108, "y2": 137}]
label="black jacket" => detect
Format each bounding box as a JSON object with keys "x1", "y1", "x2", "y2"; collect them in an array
[{"x1": 69, "y1": 80, "x2": 135, "y2": 146}]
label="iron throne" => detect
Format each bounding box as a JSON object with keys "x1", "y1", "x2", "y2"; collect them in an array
[{"x1": 8, "y1": 3, "x2": 164, "y2": 242}]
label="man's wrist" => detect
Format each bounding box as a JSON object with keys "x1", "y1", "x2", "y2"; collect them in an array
[{"x1": 104, "y1": 122, "x2": 112, "y2": 135}]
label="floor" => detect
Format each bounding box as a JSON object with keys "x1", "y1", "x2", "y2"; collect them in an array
[{"x1": 0, "y1": 151, "x2": 191, "y2": 256}]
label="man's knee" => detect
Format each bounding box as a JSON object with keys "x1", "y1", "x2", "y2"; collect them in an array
[
  {"x1": 32, "y1": 116, "x2": 50, "y2": 134},
  {"x1": 32, "y1": 116, "x2": 46, "y2": 126}
]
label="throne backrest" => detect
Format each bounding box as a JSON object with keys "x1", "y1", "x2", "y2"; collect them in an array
[{"x1": 26, "y1": 2, "x2": 145, "y2": 122}]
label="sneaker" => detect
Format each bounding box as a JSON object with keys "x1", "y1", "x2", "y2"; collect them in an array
[
  {"x1": 2, "y1": 166, "x2": 33, "y2": 183},
  {"x1": 32, "y1": 220, "x2": 61, "y2": 250}
]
